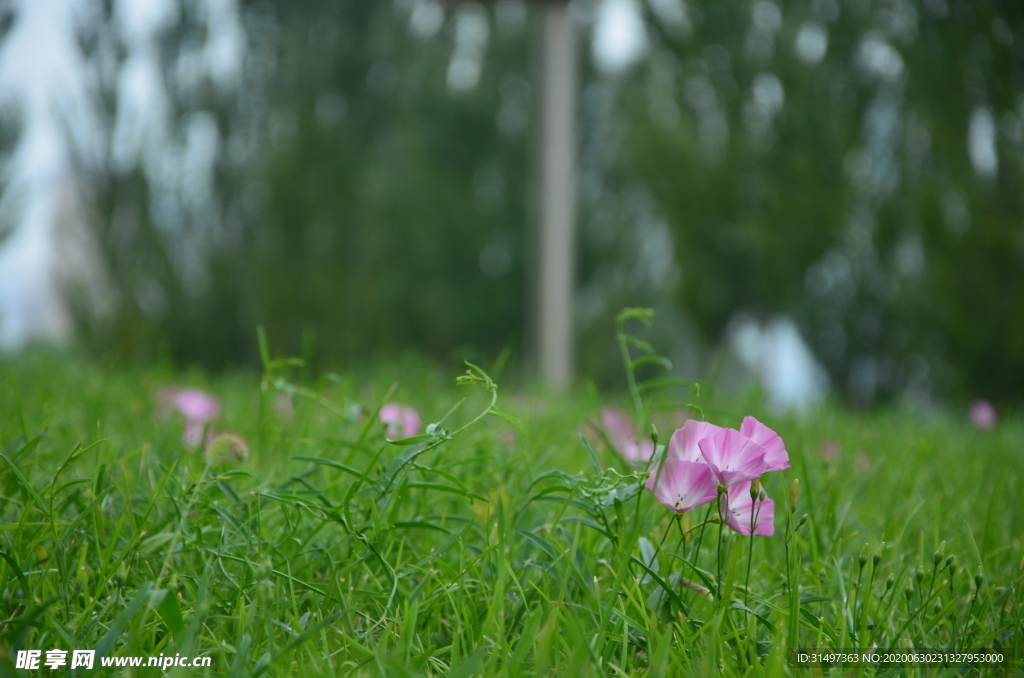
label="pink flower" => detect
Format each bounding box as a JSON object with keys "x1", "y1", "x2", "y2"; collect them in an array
[
  {"x1": 970, "y1": 399, "x2": 997, "y2": 430},
  {"x1": 722, "y1": 481, "x2": 775, "y2": 536},
  {"x1": 380, "y1": 403, "x2": 421, "y2": 439},
  {"x1": 697, "y1": 427, "x2": 767, "y2": 487},
  {"x1": 160, "y1": 387, "x2": 221, "y2": 448},
  {"x1": 645, "y1": 457, "x2": 718, "y2": 513},
  {"x1": 601, "y1": 407, "x2": 654, "y2": 465},
  {"x1": 739, "y1": 416, "x2": 790, "y2": 472},
  {"x1": 819, "y1": 439, "x2": 842, "y2": 462},
  {"x1": 667, "y1": 419, "x2": 726, "y2": 462}
]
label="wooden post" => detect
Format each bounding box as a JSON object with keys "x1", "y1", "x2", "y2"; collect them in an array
[{"x1": 534, "y1": 0, "x2": 577, "y2": 389}]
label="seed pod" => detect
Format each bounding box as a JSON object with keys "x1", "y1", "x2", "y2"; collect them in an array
[
  {"x1": 974, "y1": 573, "x2": 984, "y2": 590},
  {"x1": 797, "y1": 514, "x2": 808, "y2": 530},
  {"x1": 885, "y1": 574, "x2": 895, "y2": 590},
  {"x1": 945, "y1": 554, "x2": 955, "y2": 570},
  {"x1": 934, "y1": 541, "x2": 946, "y2": 566},
  {"x1": 915, "y1": 568, "x2": 925, "y2": 584},
  {"x1": 904, "y1": 585, "x2": 914, "y2": 601}
]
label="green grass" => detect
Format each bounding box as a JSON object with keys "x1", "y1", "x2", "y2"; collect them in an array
[{"x1": 0, "y1": 350, "x2": 1022, "y2": 677}]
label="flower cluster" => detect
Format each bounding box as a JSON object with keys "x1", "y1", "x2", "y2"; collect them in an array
[
  {"x1": 600, "y1": 407, "x2": 655, "y2": 465},
  {"x1": 159, "y1": 387, "x2": 249, "y2": 464},
  {"x1": 380, "y1": 403, "x2": 422, "y2": 439},
  {"x1": 646, "y1": 417, "x2": 788, "y2": 536}
]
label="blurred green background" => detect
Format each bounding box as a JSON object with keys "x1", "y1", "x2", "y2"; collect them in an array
[{"x1": 4, "y1": 0, "x2": 1023, "y2": 405}]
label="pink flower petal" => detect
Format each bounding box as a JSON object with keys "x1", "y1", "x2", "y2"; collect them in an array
[
  {"x1": 601, "y1": 407, "x2": 654, "y2": 464},
  {"x1": 740, "y1": 416, "x2": 790, "y2": 472},
  {"x1": 970, "y1": 400, "x2": 997, "y2": 430},
  {"x1": 723, "y1": 481, "x2": 775, "y2": 536},
  {"x1": 697, "y1": 428, "x2": 767, "y2": 487},
  {"x1": 167, "y1": 388, "x2": 221, "y2": 422},
  {"x1": 401, "y1": 408, "x2": 422, "y2": 438},
  {"x1": 645, "y1": 458, "x2": 718, "y2": 513},
  {"x1": 381, "y1": 403, "x2": 422, "y2": 439},
  {"x1": 668, "y1": 420, "x2": 725, "y2": 463}
]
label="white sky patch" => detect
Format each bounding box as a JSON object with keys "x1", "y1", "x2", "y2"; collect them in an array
[
  {"x1": 409, "y1": 0, "x2": 444, "y2": 40},
  {"x1": 447, "y1": 3, "x2": 488, "y2": 92},
  {"x1": 968, "y1": 106, "x2": 998, "y2": 179},
  {"x1": 592, "y1": 0, "x2": 648, "y2": 75},
  {"x1": 647, "y1": 0, "x2": 692, "y2": 37},
  {"x1": 751, "y1": 1, "x2": 783, "y2": 33},
  {"x1": 857, "y1": 32, "x2": 904, "y2": 82},
  {"x1": 795, "y1": 22, "x2": 828, "y2": 66},
  {"x1": 0, "y1": 0, "x2": 245, "y2": 348},
  {"x1": 729, "y1": 314, "x2": 829, "y2": 413},
  {"x1": 0, "y1": 0, "x2": 102, "y2": 349}
]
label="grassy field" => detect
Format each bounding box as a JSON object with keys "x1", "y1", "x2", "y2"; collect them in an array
[{"x1": 0, "y1": 344, "x2": 1022, "y2": 676}]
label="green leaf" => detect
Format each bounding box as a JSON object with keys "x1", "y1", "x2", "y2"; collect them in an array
[
  {"x1": 386, "y1": 433, "x2": 436, "y2": 446},
  {"x1": 289, "y1": 457, "x2": 363, "y2": 480},
  {"x1": 620, "y1": 334, "x2": 656, "y2": 355},
  {"x1": 392, "y1": 521, "x2": 454, "y2": 535},
  {"x1": 615, "y1": 307, "x2": 655, "y2": 327},
  {"x1": 637, "y1": 377, "x2": 700, "y2": 393},
  {"x1": 630, "y1": 555, "x2": 690, "y2": 616},
  {"x1": 579, "y1": 434, "x2": 603, "y2": 475},
  {"x1": 92, "y1": 583, "x2": 152, "y2": 660},
  {"x1": 154, "y1": 589, "x2": 185, "y2": 637},
  {"x1": 628, "y1": 355, "x2": 673, "y2": 372},
  {"x1": 406, "y1": 482, "x2": 486, "y2": 502},
  {"x1": 489, "y1": 406, "x2": 526, "y2": 434}
]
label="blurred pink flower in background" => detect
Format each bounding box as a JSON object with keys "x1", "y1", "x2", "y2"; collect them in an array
[
  {"x1": 160, "y1": 387, "x2": 221, "y2": 447},
  {"x1": 380, "y1": 403, "x2": 421, "y2": 439},
  {"x1": 819, "y1": 439, "x2": 842, "y2": 462},
  {"x1": 722, "y1": 481, "x2": 775, "y2": 536},
  {"x1": 601, "y1": 406, "x2": 654, "y2": 465},
  {"x1": 970, "y1": 399, "x2": 997, "y2": 430},
  {"x1": 855, "y1": 451, "x2": 871, "y2": 471}
]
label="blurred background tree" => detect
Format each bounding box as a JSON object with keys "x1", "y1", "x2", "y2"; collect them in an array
[{"x1": 1, "y1": 0, "x2": 1022, "y2": 405}]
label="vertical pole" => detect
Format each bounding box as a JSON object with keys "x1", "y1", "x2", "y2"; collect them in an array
[{"x1": 535, "y1": 0, "x2": 577, "y2": 389}]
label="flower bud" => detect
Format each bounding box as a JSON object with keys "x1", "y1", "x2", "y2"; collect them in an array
[
  {"x1": 915, "y1": 568, "x2": 925, "y2": 584},
  {"x1": 650, "y1": 424, "x2": 659, "y2": 447},
  {"x1": 885, "y1": 574, "x2": 895, "y2": 590},
  {"x1": 750, "y1": 478, "x2": 761, "y2": 501},
  {"x1": 796, "y1": 514, "x2": 808, "y2": 530},
  {"x1": 904, "y1": 585, "x2": 914, "y2": 601},
  {"x1": 789, "y1": 479, "x2": 799, "y2": 512},
  {"x1": 205, "y1": 432, "x2": 251, "y2": 465},
  {"x1": 944, "y1": 554, "x2": 955, "y2": 570},
  {"x1": 933, "y1": 602, "x2": 942, "y2": 614},
  {"x1": 974, "y1": 573, "x2": 984, "y2": 590},
  {"x1": 934, "y1": 541, "x2": 946, "y2": 566},
  {"x1": 858, "y1": 544, "x2": 869, "y2": 570}
]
